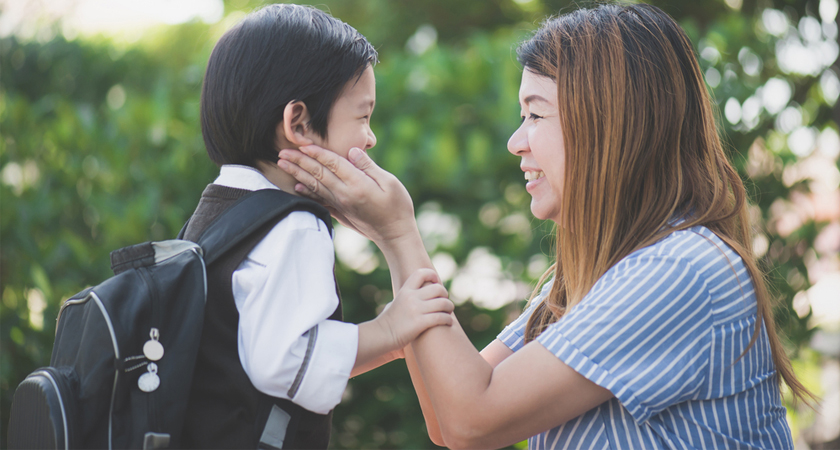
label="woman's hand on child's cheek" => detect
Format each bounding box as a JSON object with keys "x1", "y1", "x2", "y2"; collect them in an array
[
  {"x1": 277, "y1": 149, "x2": 338, "y2": 203},
  {"x1": 278, "y1": 145, "x2": 418, "y2": 245},
  {"x1": 279, "y1": 147, "x2": 374, "y2": 237},
  {"x1": 321, "y1": 205, "x2": 375, "y2": 240}
]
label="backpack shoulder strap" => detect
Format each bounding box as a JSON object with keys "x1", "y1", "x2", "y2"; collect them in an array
[{"x1": 196, "y1": 189, "x2": 332, "y2": 266}]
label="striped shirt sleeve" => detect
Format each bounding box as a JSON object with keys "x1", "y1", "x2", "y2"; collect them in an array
[
  {"x1": 497, "y1": 281, "x2": 553, "y2": 352},
  {"x1": 536, "y1": 254, "x2": 714, "y2": 423}
]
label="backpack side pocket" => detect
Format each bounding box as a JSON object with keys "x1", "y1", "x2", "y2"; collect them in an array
[{"x1": 8, "y1": 366, "x2": 79, "y2": 450}]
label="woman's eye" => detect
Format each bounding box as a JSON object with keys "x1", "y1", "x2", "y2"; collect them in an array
[{"x1": 521, "y1": 113, "x2": 543, "y2": 123}]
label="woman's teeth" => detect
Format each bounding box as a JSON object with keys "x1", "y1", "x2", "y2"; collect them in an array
[{"x1": 525, "y1": 171, "x2": 544, "y2": 182}]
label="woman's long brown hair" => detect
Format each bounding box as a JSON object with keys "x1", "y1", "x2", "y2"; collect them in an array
[{"x1": 519, "y1": 3, "x2": 813, "y2": 403}]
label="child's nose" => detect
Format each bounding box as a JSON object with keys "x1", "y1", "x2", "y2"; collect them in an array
[{"x1": 366, "y1": 129, "x2": 377, "y2": 150}]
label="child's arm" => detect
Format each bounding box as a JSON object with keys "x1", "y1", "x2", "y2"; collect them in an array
[
  {"x1": 349, "y1": 351, "x2": 401, "y2": 378},
  {"x1": 352, "y1": 268, "x2": 453, "y2": 375}
]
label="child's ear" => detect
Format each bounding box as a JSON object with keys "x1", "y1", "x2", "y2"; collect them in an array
[{"x1": 278, "y1": 100, "x2": 315, "y2": 147}]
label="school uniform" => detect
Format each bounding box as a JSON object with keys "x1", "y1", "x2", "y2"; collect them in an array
[
  {"x1": 181, "y1": 165, "x2": 356, "y2": 449},
  {"x1": 498, "y1": 226, "x2": 794, "y2": 449}
]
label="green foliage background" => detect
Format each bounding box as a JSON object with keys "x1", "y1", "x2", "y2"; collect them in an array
[{"x1": 1, "y1": 0, "x2": 838, "y2": 448}]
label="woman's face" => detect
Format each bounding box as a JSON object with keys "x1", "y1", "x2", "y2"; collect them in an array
[{"x1": 507, "y1": 70, "x2": 565, "y2": 223}]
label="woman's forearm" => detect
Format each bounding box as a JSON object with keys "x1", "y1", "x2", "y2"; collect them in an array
[
  {"x1": 374, "y1": 226, "x2": 533, "y2": 448},
  {"x1": 409, "y1": 316, "x2": 495, "y2": 448},
  {"x1": 368, "y1": 216, "x2": 600, "y2": 449},
  {"x1": 379, "y1": 226, "x2": 495, "y2": 441},
  {"x1": 373, "y1": 227, "x2": 447, "y2": 444},
  {"x1": 404, "y1": 345, "x2": 446, "y2": 446},
  {"x1": 375, "y1": 225, "x2": 432, "y2": 292}
]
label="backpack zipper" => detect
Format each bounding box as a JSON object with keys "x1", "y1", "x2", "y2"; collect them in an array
[
  {"x1": 55, "y1": 295, "x2": 89, "y2": 331},
  {"x1": 137, "y1": 267, "x2": 161, "y2": 431}
]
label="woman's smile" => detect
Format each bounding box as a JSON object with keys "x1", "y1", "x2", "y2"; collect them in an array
[{"x1": 524, "y1": 169, "x2": 546, "y2": 192}]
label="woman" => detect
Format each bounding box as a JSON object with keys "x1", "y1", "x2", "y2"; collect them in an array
[{"x1": 277, "y1": 3, "x2": 812, "y2": 449}]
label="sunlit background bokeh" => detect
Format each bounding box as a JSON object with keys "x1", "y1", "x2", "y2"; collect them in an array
[{"x1": 1, "y1": 0, "x2": 838, "y2": 448}]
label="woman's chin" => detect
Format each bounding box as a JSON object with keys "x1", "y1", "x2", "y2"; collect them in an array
[
  {"x1": 529, "y1": 205, "x2": 549, "y2": 221},
  {"x1": 530, "y1": 201, "x2": 561, "y2": 224}
]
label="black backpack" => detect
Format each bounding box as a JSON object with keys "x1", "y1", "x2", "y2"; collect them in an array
[{"x1": 8, "y1": 189, "x2": 326, "y2": 450}]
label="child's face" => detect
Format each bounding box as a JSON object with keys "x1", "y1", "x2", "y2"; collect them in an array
[{"x1": 313, "y1": 65, "x2": 377, "y2": 158}]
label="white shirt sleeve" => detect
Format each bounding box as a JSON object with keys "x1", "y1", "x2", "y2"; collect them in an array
[{"x1": 232, "y1": 211, "x2": 359, "y2": 415}]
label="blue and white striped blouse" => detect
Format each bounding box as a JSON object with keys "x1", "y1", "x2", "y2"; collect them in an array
[{"x1": 498, "y1": 226, "x2": 793, "y2": 449}]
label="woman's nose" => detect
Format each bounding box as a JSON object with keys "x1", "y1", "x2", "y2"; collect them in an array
[{"x1": 507, "y1": 124, "x2": 528, "y2": 156}]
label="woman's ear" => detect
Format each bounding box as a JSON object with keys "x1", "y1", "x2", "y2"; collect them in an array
[{"x1": 277, "y1": 100, "x2": 315, "y2": 148}]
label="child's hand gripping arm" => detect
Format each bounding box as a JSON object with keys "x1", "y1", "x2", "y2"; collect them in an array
[{"x1": 352, "y1": 268, "x2": 453, "y2": 377}]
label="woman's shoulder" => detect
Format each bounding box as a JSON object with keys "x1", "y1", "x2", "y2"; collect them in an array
[
  {"x1": 602, "y1": 225, "x2": 750, "y2": 300},
  {"x1": 626, "y1": 225, "x2": 744, "y2": 271},
  {"x1": 620, "y1": 225, "x2": 756, "y2": 323}
]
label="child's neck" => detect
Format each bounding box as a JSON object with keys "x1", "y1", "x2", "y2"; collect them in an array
[{"x1": 255, "y1": 160, "x2": 301, "y2": 197}]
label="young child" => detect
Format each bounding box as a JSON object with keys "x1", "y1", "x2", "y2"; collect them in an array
[{"x1": 179, "y1": 5, "x2": 453, "y2": 448}]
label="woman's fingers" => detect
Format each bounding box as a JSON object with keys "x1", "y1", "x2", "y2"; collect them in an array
[
  {"x1": 276, "y1": 155, "x2": 337, "y2": 202},
  {"x1": 346, "y1": 147, "x2": 391, "y2": 189},
  {"x1": 297, "y1": 145, "x2": 379, "y2": 191},
  {"x1": 280, "y1": 144, "x2": 417, "y2": 244},
  {"x1": 291, "y1": 181, "x2": 325, "y2": 203},
  {"x1": 296, "y1": 145, "x2": 343, "y2": 179}
]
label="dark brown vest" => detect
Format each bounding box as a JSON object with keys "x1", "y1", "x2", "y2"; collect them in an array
[{"x1": 180, "y1": 184, "x2": 341, "y2": 449}]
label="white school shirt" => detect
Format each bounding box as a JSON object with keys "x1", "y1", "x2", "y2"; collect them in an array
[
  {"x1": 498, "y1": 226, "x2": 792, "y2": 449},
  {"x1": 213, "y1": 164, "x2": 358, "y2": 415}
]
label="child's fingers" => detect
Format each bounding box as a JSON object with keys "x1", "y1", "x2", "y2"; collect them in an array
[
  {"x1": 403, "y1": 268, "x2": 441, "y2": 290},
  {"x1": 417, "y1": 283, "x2": 449, "y2": 301},
  {"x1": 417, "y1": 298, "x2": 455, "y2": 315},
  {"x1": 418, "y1": 311, "x2": 453, "y2": 329}
]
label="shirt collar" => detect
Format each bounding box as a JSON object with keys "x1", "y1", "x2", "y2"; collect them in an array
[{"x1": 214, "y1": 165, "x2": 280, "y2": 192}]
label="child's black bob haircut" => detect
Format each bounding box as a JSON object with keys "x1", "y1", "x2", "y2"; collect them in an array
[{"x1": 201, "y1": 4, "x2": 378, "y2": 167}]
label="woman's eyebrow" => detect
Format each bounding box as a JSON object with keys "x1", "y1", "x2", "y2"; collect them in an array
[{"x1": 523, "y1": 94, "x2": 550, "y2": 105}]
